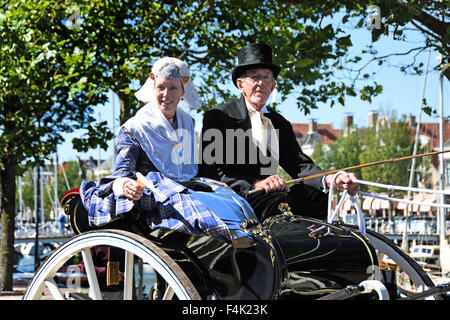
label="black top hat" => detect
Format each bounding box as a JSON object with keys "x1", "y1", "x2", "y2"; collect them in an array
[{"x1": 232, "y1": 43, "x2": 281, "y2": 87}]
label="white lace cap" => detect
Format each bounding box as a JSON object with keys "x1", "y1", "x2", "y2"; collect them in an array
[{"x1": 135, "y1": 57, "x2": 202, "y2": 110}]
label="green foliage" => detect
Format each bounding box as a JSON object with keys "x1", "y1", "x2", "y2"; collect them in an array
[
  {"x1": 312, "y1": 113, "x2": 431, "y2": 196},
  {"x1": 311, "y1": 128, "x2": 365, "y2": 193},
  {"x1": 1, "y1": 1, "x2": 448, "y2": 170},
  {"x1": 279, "y1": 0, "x2": 449, "y2": 114},
  {"x1": 3, "y1": 1, "x2": 444, "y2": 165},
  {"x1": 72, "y1": 121, "x2": 115, "y2": 152},
  {"x1": 312, "y1": 128, "x2": 364, "y2": 178},
  {"x1": 0, "y1": 0, "x2": 110, "y2": 168},
  {"x1": 359, "y1": 115, "x2": 415, "y2": 195},
  {"x1": 59, "y1": 0, "x2": 394, "y2": 119}
]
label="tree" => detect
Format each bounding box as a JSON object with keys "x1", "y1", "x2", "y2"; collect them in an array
[
  {"x1": 312, "y1": 128, "x2": 364, "y2": 178},
  {"x1": 279, "y1": 0, "x2": 449, "y2": 112},
  {"x1": 45, "y1": 0, "x2": 447, "y2": 130},
  {"x1": 0, "y1": 1, "x2": 111, "y2": 291},
  {"x1": 177, "y1": 0, "x2": 448, "y2": 118},
  {"x1": 312, "y1": 112, "x2": 431, "y2": 193},
  {"x1": 65, "y1": 0, "x2": 386, "y2": 123},
  {"x1": 358, "y1": 114, "x2": 416, "y2": 195}
]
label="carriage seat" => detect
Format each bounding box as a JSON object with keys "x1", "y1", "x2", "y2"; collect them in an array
[
  {"x1": 60, "y1": 178, "x2": 217, "y2": 236},
  {"x1": 60, "y1": 188, "x2": 150, "y2": 235}
]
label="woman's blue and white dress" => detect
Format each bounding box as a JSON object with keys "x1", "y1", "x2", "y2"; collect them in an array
[{"x1": 80, "y1": 103, "x2": 256, "y2": 244}]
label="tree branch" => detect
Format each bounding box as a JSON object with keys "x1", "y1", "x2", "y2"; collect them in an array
[
  {"x1": 395, "y1": 0, "x2": 449, "y2": 39},
  {"x1": 278, "y1": 0, "x2": 449, "y2": 58},
  {"x1": 410, "y1": 20, "x2": 441, "y2": 40},
  {"x1": 348, "y1": 46, "x2": 428, "y2": 82}
]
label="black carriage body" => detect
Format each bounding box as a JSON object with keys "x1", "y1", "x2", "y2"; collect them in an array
[
  {"x1": 147, "y1": 214, "x2": 378, "y2": 300},
  {"x1": 61, "y1": 189, "x2": 282, "y2": 299},
  {"x1": 265, "y1": 215, "x2": 378, "y2": 299},
  {"x1": 62, "y1": 190, "x2": 379, "y2": 300},
  {"x1": 147, "y1": 227, "x2": 283, "y2": 300}
]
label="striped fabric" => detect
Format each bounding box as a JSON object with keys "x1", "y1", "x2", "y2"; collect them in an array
[{"x1": 80, "y1": 172, "x2": 243, "y2": 243}]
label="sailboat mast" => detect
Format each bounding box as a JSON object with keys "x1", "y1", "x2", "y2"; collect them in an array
[
  {"x1": 402, "y1": 48, "x2": 431, "y2": 251},
  {"x1": 54, "y1": 151, "x2": 58, "y2": 222},
  {"x1": 438, "y1": 53, "x2": 446, "y2": 247}
]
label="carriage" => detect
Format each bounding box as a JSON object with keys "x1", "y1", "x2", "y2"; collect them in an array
[{"x1": 22, "y1": 178, "x2": 447, "y2": 301}]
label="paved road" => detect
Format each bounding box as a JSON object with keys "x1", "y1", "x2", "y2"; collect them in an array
[{"x1": 0, "y1": 286, "x2": 26, "y2": 300}]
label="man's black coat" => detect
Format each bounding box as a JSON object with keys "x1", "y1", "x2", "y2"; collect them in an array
[{"x1": 198, "y1": 96, "x2": 326, "y2": 196}]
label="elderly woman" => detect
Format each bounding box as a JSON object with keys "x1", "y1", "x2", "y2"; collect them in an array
[{"x1": 80, "y1": 57, "x2": 255, "y2": 245}]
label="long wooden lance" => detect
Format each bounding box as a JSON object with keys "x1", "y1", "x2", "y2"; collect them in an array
[{"x1": 248, "y1": 148, "x2": 450, "y2": 195}]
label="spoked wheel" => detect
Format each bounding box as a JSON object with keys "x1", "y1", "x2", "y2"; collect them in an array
[
  {"x1": 23, "y1": 229, "x2": 201, "y2": 300},
  {"x1": 364, "y1": 229, "x2": 442, "y2": 300}
]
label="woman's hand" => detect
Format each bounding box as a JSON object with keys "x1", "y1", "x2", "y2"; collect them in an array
[{"x1": 123, "y1": 179, "x2": 144, "y2": 200}]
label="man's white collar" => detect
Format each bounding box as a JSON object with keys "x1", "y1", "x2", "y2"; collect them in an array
[{"x1": 244, "y1": 99, "x2": 269, "y2": 113}]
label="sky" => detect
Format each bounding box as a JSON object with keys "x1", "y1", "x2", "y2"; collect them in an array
[{"x1": 57, "y1": 14, "x2": 449, "y2": 164}]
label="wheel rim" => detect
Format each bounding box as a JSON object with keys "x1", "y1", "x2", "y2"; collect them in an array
[
  {"x1": 23, "y1": 230, "x2": 200, "y2": 300},
  {"x1": 365, "y1": 230, "x2": 440, "y2": 299}
]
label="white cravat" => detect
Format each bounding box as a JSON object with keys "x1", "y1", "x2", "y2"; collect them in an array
[
  {"x1": 245, "y1": 101, "x2": 279, "y2": 158},
  {"x1": 245, "y1": 100, "x2": 327, "y2": 189}
]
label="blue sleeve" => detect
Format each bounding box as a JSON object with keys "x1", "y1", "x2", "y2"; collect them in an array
[{"x1": 113, "y1": 127, "x2": 141, "y2": 179}]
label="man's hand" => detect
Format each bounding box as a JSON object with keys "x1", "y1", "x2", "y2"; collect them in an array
[
  {"x1": 325, "y1": 172, "x2": 359, "y2": 195},
  {"x1": 253, "y1": 174, "x2": 290, "y2": 193}
]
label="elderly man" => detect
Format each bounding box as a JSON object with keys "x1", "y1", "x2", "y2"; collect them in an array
[{"x1": 199, "y1": 43, "x2": 358, "y2": 221}]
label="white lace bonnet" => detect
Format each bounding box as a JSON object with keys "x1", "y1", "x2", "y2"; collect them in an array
[{"x1": 135, "y1": 57, "x2": 202, "y2": 110}]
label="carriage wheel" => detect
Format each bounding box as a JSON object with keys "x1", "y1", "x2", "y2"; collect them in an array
[
  {"x1": 23, "y1": 229, "x2": 201, "y2": 300},
  {"x1": 364, "y1": 229, "x2": 442, "y2": 300}
]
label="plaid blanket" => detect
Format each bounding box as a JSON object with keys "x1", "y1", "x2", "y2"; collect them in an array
[{"x1": 80, "y1": 172, "x2": 256, "y2": 244}]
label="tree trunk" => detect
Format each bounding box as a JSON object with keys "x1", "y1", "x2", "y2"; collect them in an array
[
  {"x1": 0, "y1": 155, "x2": 17, "y2": 292},
  {"x1": 118, "y1": 92, "x2": 132, "y2": 125}
]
